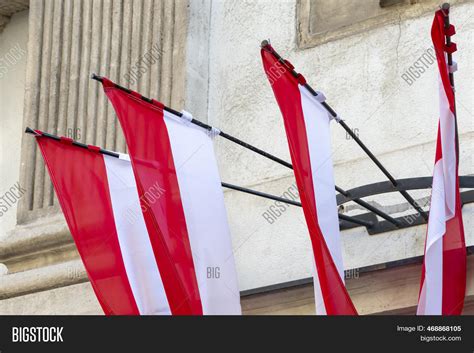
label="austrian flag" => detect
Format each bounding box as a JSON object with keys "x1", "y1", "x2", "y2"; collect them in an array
[
  {"x1": 261, "y1": 46, "x2": 357, "y2": 315},
  {"x1": 35, "y1": 135, "x2": 171, "y2": 315},
  {"x1": 417, "y1": 10, "x2": 466, "y2": 315},
  {"x1": 35, "y1": 131, "x2": 241, "y2": 315},
  {"x1": 34, "y1": 81, "x2": 242, "y2": 315},
  {"x1": 100, "y1": 78, "x2": 241, "y2": 315}
]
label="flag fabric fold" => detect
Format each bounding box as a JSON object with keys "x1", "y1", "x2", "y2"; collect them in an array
[
  {"x1": 417, "y1": 10, "x2": 466, "y2": 315},
  {"x1": 101, "y1": 78, "x2": 241, "y2": 315},
  {"x1": 261, "y1": 47, "x2": 357, "y2": 315}
]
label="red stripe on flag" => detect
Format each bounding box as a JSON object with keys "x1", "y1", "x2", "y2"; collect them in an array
[
  {"x1": 261, "y1": 48, "x2": 357, "y2": 315},
  {"x1": 36, "y1": 137, "x2": 140, "y2": 315},
  {"x1": 442, "y1": 198, "x2": 466, "y2": 314},
  {"x1": 102, "y1": 78, "x2": 203, "y2": 315}
]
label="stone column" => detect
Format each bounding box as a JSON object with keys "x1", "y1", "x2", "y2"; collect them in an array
[{"x1": 17, "y1": 0, "x2": 189, "y2": 224}]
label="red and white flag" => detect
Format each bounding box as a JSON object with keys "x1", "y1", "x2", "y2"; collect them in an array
[
  {"x1": 417, "y1": 10, "x2": 466, "y2": 315},
  {"x1": 100, "y1": 78, "x2": 241, "y2": 315},
  {"x1": 35, "y1": 114, "x2": 240, "y2": 315},
  {"x1": 261, "y1": 46, "x2": 357, "y2": 315},
  {"x1": 35, "y1": 134, "x2": 170, "y2": 315}
]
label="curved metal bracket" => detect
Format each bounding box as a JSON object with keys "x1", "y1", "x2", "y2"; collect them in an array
[{"x1": 337, "y1": 176, "x2": 474, "y2": 235}]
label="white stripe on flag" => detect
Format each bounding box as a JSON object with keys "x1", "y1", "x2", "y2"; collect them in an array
[
  {"x1": 417, "y1": 161, "x2": 445, "y2": 315},
  {"x1": 299, "y1": 86, "x2": 345, "y2": 314},
  {"x1": 417, "y1": 58, "x2": 458, "y2": 316},
  {"x1": 438, "y1": 69, "x2": 456, "y2": 217},
  {"x1": 311, "y1": 256, "x2": 327, "y2": 315},
  {"x1": 299, "y1": 86, "x2": 344, "y2": 280},
  {"x1": 163, "y1": 111, "x2": 242, "y2": 315},
  {"x1": 104, "y1": 154, "x2": 171, "y2": 315},
  {"x1": 420, "y1": 9, "x2": 468, "y2": 315}
]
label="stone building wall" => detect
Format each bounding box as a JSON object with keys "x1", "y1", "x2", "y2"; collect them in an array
[{"x1": 0, "y1": 0, "x2": 473, "y2": 314}]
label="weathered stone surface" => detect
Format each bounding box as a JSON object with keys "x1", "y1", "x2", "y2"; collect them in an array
[
  {"x1": 0, "y1": 281, "x2": 102, "y2": 315},
  {"x1": 0, "y1": 0, "x2": 28, "y2": 33},
  {"x1": 0, "y1": 259, "x2": 87, "y2": 300},
  {"x1": 0, "y1": 214, "x2": 74, "y2": 274}
]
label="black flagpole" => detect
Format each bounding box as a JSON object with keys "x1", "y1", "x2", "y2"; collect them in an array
[
  {"x1": 25, "y1": 127, "x2": 373, "y2": 228},
  {"x1": 91, "y1": 74, "x2": 293, "y2": 169},
  {"x1": 260, "y1": 41, "x2": 429, "y2": 221},
  {"x1": 441, "y1": 3, "x2": 456, "y2": 92},
  {"x1": 91, "y1": 74, "x2": 400, "y2": 227},
  {"x1": 441, "y1": 3, "x2": 459, "y2": 166}
]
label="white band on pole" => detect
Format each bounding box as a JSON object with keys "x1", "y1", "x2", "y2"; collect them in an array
[
  {"x1": 181, "y1": 110, "x2": 193, "y2": 123},
  {"x1": 118, "y1": 153, "x2": 131, "y2": 161},
  {"x1": 314, "y1": 91, "x2": 341, "y2": 122},
  {"x1": 314, "y1": 91, "x2": 326, "y2": 103},
  {"x1": 448, "y1": 61, "x2": 458, "y2": 73},
  {"x1": 209, "y1": 127, "x2": 221, "y2": 139}
]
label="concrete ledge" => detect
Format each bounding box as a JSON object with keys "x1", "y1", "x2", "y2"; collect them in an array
[
  {"x1": 0, "y1": 281, "x2": 102, "y2": 315},
  {"x1": 0, "y1": 259, "x2": 87, "y2": 300},
  {"x1": 0, "y1": 215, "x2": 70, "y2": 262},
  {"x1": 0, "y1": 215, "x2": 75, "y2": 274}
]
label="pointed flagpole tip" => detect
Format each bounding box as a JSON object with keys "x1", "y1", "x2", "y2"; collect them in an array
[
  {"x1": 25, "y1": 127, "x2": 41, "y2": 136},
  {"x1": 91, "y1": 73, "x2": 101, "y2": 81},
  {"x1": 260, "y1": 39, "x2": 270, "y2": 48}
]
